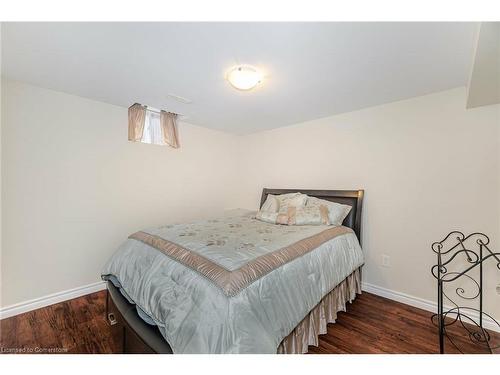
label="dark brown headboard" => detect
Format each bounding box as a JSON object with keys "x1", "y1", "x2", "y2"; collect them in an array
[{"x1": 260, "y1": 188, "x2": 364, "y2": 244}]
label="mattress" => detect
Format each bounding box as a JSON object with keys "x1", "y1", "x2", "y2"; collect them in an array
[{"x1": 101, "y1": 209, "x2": 364, "y2": 353}]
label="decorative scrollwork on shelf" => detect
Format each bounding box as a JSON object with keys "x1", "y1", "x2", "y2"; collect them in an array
[{"x1": 431, "y1": 231, "x2": 500, "y2": 354}]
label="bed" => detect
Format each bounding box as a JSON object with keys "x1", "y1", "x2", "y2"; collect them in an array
[{"x1": 102, "y1": 188, "x2": 364, "y2": 354}]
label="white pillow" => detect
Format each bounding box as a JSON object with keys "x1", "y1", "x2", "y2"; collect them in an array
[
  {"x1": 306, "y1": 196, "x2": 352, "y2": 226},
  {"x1": 260, "y1": 194, "x2": 279, "y2": 213}
]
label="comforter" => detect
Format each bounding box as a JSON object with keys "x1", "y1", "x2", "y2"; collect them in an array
[{"x1": 101, "y1": 209, "x2": 364, "y2": 353}]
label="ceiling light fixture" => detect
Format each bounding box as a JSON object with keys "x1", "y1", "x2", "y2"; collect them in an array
[{"x1": 226, "y1": 65, "x2": 263, "y2": 91}]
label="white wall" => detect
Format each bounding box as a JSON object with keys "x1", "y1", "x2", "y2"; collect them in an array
[
  {"x1": 2, "y1": 82, "x2": 500, "y2": 322},
  {"x1": 1, "y1": 80, "x2": 240, "y2": 307},
  {"x1": 238, "y1": 88, "x2": 500, "y2": 320},
  {"x1": 467, "y1": 22, "x2": 500, "y2": 109}
]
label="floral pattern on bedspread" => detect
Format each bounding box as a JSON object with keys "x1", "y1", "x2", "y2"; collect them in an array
[{"x1": 145, "y1": 210, "x2": 330, "y2": 271}]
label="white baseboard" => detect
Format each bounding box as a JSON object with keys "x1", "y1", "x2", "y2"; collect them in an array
[
  {"x1": 0, "y1": 281, "x2": 107, "y2": 320},
  {"x1": 361, "y1": 282, "x2": 500, "y2": 333}
]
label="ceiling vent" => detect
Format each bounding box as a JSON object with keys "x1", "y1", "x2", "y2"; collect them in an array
[{"x1": 166, "y1": 93, "x2": 192, "y2": 104}]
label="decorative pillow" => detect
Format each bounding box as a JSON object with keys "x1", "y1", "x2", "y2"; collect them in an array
[
  {"x1": 276, "y1": 193, "x2": 307, "y2": 213},
  {"x1": 286, "y1": 205, "x2": 329, "y2": 226},
  {"x1": 306, "y1": 196, "x2": 352, "y2": 226},
  {"x1": 255, "y1": 193, "x2": 307, "y2": 225},
  {"x1": 255, "y1": 210, "x2": 289, "y2": 225}
]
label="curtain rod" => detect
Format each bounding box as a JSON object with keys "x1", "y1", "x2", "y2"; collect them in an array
[{"x1": 143, "y1": 105, "x2": 185, "y2": 118}]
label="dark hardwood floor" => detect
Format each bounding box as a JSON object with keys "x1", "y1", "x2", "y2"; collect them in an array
[{"x1": 1, "y1": 291, "x2": 498, "y2": 354}]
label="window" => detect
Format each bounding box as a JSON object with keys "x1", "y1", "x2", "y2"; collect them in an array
[
  {"x1": 128, "y1": 103, "x2": 180, "y2": 148},
  {"x1": 141, "y1": 110, "x2": 165, "y2": 145}
]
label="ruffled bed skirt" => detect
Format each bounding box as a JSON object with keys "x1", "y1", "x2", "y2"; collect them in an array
[{"x1": 277, "y1": 267, "x2": 362, "y2": 354}]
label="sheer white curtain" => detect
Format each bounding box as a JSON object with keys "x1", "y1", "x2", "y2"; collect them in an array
[{"x1": 141, "y1": 110, "x2": 165, "y2": 145}]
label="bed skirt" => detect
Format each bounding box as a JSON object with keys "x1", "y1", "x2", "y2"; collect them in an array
[{"x1": 277, "y1": 267, "x2": 362, "y2": 354}]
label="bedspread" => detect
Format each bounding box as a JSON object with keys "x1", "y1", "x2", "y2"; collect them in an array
[{"x1": 101, "y1": 209, "x2": 364, "y2": 353}]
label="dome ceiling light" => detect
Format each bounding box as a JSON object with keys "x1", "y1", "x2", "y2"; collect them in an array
[{"x1": 226, "y1": 65, "x2": 263, "y2": 91}]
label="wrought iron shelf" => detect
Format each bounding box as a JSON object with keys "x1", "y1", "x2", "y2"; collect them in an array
[{"x1": 431, "y1": 231, "x2": 500, "y2": 354}]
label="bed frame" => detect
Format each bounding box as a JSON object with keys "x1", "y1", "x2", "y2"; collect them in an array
[{"x1": 106, "y1": 188, "x2": 364, "y2": 353}]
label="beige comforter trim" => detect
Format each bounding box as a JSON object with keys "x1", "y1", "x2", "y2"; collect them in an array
[{"x1": 129, "y1": 226, "x2": 352, "y2": 297}]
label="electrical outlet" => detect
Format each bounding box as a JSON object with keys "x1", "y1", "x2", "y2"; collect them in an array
[{"x1": 381, "y1": 254, "x2": 391, "y2": 268}]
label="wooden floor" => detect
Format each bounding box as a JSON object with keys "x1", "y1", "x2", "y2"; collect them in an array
[{"x1": 1, "y1": 291, "x2": 498, "y2": 354}]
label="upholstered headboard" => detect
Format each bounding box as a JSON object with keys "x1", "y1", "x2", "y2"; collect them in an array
[{"x1": 260, "y1": 188, "x2": 364, "y2": 244}]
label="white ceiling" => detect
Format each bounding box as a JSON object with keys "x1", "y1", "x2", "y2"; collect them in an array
[{"x1": 1, "y1": 22, "x2": 478, "y2": 134}]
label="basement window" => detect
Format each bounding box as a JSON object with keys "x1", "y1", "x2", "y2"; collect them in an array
[
  {"x1": 141, "y1": 109, "x2": 164, "y2": 145},
  {"x1": 128, "y1": 103, "x2": 180, "y2": 148}
]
